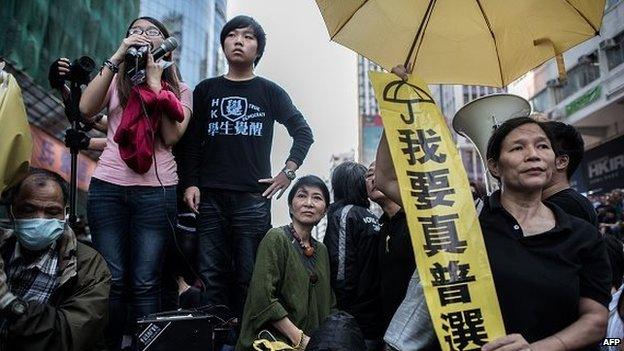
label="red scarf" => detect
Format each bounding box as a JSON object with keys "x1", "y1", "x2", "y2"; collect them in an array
[{"x1": 113, "y1": 82, "x2": 184, "y2": 174}]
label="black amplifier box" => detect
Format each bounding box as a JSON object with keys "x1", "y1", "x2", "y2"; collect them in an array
[{"x1": 136, "y1": 310, "x2": 232, "y2": 351}]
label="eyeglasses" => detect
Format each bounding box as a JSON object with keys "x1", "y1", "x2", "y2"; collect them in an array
[{"x1": 128, "y1": 27, "x2": 162, "y2": 37}]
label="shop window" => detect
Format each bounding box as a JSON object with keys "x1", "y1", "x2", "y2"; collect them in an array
[
  {"x1": 606, "y1": 31, "x2": 624, "y2": 70},
  {"x1": 554, "y1": 53, "x2": 600, "y2": 102},
  {"x1": 530, "y1": 88, "x2": 553, "y2": 112}
]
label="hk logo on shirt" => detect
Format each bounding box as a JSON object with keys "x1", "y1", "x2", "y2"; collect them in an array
[
  {"x1": 221, "y1": 97, "x2": 248, "y2": 122},
  {"x1": 209, "y1": 97, "x2": 266, "y2": 137}
]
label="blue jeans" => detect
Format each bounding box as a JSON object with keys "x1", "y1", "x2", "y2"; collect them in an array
[
  {"x1": 87, "y1": 178, "x2": 176, "y2": 350},
  {"x1": 197, "y1": 188, "x2": 271, "y2": 319}
]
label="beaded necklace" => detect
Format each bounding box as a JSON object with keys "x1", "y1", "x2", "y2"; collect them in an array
[
  {"x1": 288, "y1": 224, "x2": 315, "y2": 257},
  {"x1": 288, "y1": 224, "x2": 318, "y2": 284}
]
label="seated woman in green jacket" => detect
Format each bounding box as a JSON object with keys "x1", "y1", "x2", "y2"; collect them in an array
[{"x1": 236, "y1": 175, "x2": 336, "y2": 351}]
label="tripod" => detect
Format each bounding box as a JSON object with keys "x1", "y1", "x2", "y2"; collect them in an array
[
  {"x1": 62, "y1": 80, "x2": 86, "y2": 227},
  {"x1": 50, "y1": 56, "x2": 96, "y2": 228}
]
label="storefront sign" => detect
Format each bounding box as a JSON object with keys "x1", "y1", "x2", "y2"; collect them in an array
[
  {"x1": 565, "y1": 85, "x2": 601, "y2": 116},
  {"x1": 571, "y1": 134, "x2": 624, "y2": 194}
]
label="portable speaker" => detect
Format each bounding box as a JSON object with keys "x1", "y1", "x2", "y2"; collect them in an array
[{"x1": 136, "y1": 308, "x2": 232, "y2": 351}]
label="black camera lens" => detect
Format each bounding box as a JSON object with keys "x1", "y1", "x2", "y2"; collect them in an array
[
  {"x1": 76, "y1": 56, "x2": 95, "y2": 72},
  {"x1": 125, "y1": 45, "x2": 150, "y2": 75},
  {"x1": 126, "y1": 47, "x2": 139, "y2": 57},
  {"x1": 68, "y1": 56, "x2": 95, "y2": 85}
]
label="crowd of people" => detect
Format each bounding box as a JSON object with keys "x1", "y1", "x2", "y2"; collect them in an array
[
  {"x1": 589, "y1": 190, "x2": 624, "y2": 238},
  {"x1": 0, "y1": 12, "x2": 622, "y2": 351}
]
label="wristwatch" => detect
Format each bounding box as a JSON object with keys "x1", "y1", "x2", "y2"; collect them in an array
[
  {"x1": 282, "y1": 167, "x2": 296, "y2": 181},
  {"x1": 6, "y1": 298, "x2": 27, "y2": 317}
]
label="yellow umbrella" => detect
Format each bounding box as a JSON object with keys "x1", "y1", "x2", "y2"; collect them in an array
[
  {"x1": 316, "y1": 0, "x2": 605, "y2": 87},
  {"x1": 0, "y1": 64, "x2": 33, "y2": 195}
]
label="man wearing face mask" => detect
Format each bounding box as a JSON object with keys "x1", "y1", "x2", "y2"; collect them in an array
[{"x1": 0, "y1": 168, "x2": 111, "y2": 351}]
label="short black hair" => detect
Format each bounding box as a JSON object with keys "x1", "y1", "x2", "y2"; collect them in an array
[
  {"x1": 220, "y1": 15, "x2": 266, "y2": 66},
  {"x1": 2, "y1": 168, "x2": 69, "y2": 208},
  {"x1": 486, "y1": 117, "x2": 552, "y2": 159},
  {"x1": 331, "y1": 161, "x2": 370, "y2": 208},
  {"x1": 543, "y1": 121, "x2": 585, "y2": 180},
  {"x1": 307, "y1": 311, "x2": 366, "y2": 350},
  {"x1": 485, "y1": 117, "x2": 554, "y2": 181},
  {"x1": 288, "y1": 175, "x2": 330, "y2": 210}
]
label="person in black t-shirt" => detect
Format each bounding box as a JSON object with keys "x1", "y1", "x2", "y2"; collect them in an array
[
  {"x1": 177, "y1": 15, "x2": 314, "y2": 341},
  {"x1": 365, "y1": 162, "x2": 415, "y2": 330},
  {"x1": 541, "y1": 120, "x2": 598, "y2": 226},
  {"x1": 375, "y1": 116, "x2": 611, "y2": 350}
]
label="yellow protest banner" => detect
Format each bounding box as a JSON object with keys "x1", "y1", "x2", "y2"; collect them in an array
[
  {"x1": 0, "y1": 72, "x2": 32, "y2": 195},
  {"x1": 370, "y1": 71, "x2": 505, "y2": 350}
]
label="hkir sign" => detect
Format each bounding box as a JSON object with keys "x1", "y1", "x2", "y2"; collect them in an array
[{"x1": 588, "y1": 154, "x2": 624, "y2": 178}]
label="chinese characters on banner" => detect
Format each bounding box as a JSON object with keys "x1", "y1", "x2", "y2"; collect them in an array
[{"x1": 369, "y1": 72, "x2": 506, "y2": 350}]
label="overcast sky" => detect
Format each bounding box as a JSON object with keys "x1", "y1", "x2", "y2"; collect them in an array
[{"x1": 227, "y1": 1, "x2": 359, "y2": 225}]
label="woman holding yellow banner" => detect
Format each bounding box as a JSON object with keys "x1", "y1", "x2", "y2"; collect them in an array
[{"x1": 376, "y1": 117, "x2": 611, "y2": 351}]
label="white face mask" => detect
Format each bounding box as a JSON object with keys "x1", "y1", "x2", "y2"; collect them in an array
[
  {"x1": 10, "y1": 206, "x2": 67, "y2": 251},
  {"x1": 13, "y1": 218, "x2": 66, "y2": 251}
]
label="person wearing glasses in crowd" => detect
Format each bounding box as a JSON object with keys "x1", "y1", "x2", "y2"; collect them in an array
[{"x1": 78, "y1": 16, "x2": 192, "y2": 350}]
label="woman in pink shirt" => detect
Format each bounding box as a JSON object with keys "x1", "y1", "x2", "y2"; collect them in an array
[{"x1": 79, "y1": 16, "x2": 192, "y2": 351}]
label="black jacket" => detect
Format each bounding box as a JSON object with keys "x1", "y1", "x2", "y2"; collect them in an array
[{"x1": 323, "y1": 201, "x2": 383, "y2": 339}]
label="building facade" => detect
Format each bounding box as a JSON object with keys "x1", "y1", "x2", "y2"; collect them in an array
[
  {"x1": 140, "y1": 0, "x2": 228, "y2": 88},
  {"x1": 213, "y1": 0, "x2": 228, "y2": 77},
  {"x1": 0, "y1": 0, "x2": 140, "y2": 217},
  {"x1": 357, "y1": 56, "x2": 384, "y2": 167},
  {"x1": 0, "y1": 0, "x2": 139, "y2": 88},
  {"x1": 509, "y1": 0, "x2": 624, "y2": 148},
  {"x1": 429, "y1": 84, "x2": 505, "y2": 182},
  {"x1": 508, "y1": 0, "x2": 624, "y2": 193}
]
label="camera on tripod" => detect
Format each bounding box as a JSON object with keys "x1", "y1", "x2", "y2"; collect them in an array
[
  {"x1": 66, "y1": 56, "x2": 96, "y2": 86},
  {"x1": 47, "y1": 55, "x2": 96, "y2": 227}
]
